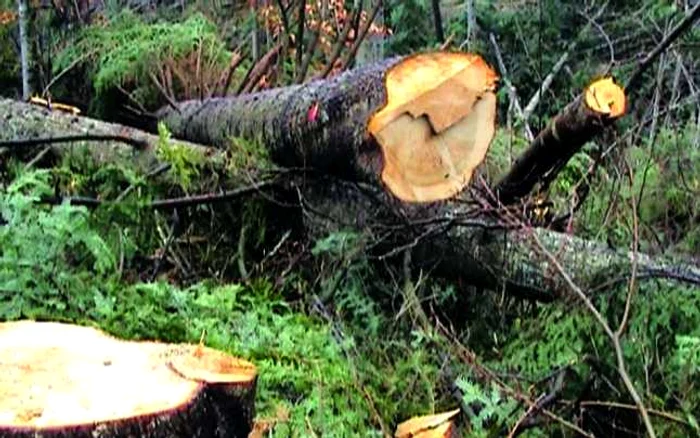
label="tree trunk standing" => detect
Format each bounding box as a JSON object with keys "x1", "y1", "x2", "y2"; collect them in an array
[
  {"x1": 430, "y1": 0, "x2": 445, "y2": 43},
  {"x1": 465, "y1": 0, "x2": 475, "y2": 49},
  {"x1": 17, "y1": 0, "x2": 31, "y2": 100},
  {"x1": 0, "y1": 321, "x2": 257, "y2": 438},
  {"x1": 250, "y1": 0, "x2": 260, "y2": 62}
]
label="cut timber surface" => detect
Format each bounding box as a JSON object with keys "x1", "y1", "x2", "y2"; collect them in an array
[
  {"x1": 157, "y1": 51, "x2": 498, "y2": 203},
  {"x1": 394, "y1": 408, "x2": 460, "y2": 438},
  {"x1": 369, "y1": 53, "x2": 498, "y2": 202},
  {"x1": 0, "y1": 320, "x2": 257, "y2": 438}
]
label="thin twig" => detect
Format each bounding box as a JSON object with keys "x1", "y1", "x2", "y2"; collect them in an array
[
  {"x1": 319, "y1": 4, "x2": 359, "y2": 79},
  {"x1": 336, "y1": 0, "x2": 382, "y2": 72},
  {"x1": 148, "y1": 72, "x2": 180, "y2": 113},
  {"x1": 625, "y1": 1, "x2": 700, "y2": 92},
  {"x1": 529, "y1": 232, "x2": 658, "y2": 438},
  {"x1": 488, "y1": 33, "x2": 533, "y2": 141},
  {"x1": 579, "y1": 401, "x2": 691, "y2": 427}
]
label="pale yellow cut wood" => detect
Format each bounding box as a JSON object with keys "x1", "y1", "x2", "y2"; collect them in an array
[
  {"x1": 411, "y1": 422, "x2": 455, "y2": 438},
  {"x1": 368, "y1": 52, "x2": 498, "y2": 202},
  {"x1": 368, "y1": 53, "x2": 498, "y2": 134},
  {"x1": 378, "y1": 92, "x2": 496, "y2": 202},
  {"x1": 584, "y1": 77, "x2": 626, "y2": 118},
  {"x1": 0, "y1": 320, "x2": 256, "y2": 428},
  {"x1": 395, "y1": 408, "x2": 461, "y2": 438}
]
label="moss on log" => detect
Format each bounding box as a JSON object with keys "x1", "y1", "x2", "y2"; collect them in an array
[{"x1": 0, "y1": 321, "x2": 256, "y2": 438}]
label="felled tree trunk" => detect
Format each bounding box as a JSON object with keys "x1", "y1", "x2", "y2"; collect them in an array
[
  {"x1": 0, "y1": 321, "x2": 257, "y2": 438},
  {"x1": 0, "y1": 97, "x2": 215, "y2": 173},
  {"x1": 157, "y1": 52, "x2": 499, "y2": 203},
  {"x1": 1, "y1": 97, "x2": 698, "y2": 301},
  {"x1": 301, "y1": 179, "x2": 700, "y2": 301}
]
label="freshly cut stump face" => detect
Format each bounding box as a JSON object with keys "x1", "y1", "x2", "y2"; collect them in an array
[
  {"x1": 584, "y1": 77, "x2": 626, "y2": 118},
  {"x1": 0, "y1": 321, "x2": 256, "y2": 437},
  {"x1": 368, "y1": 53, "x2": 498, "y2": 202}
]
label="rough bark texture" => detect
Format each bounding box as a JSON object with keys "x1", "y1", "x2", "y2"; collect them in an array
[
  {"x1": 156, "y1": 57, "x2": 403, "y2": 184},
  {"x1": 2, "y1": 99, "x2": 697, "y2": 301},
  {"x1": 0, "y1": 321, "x2": 256, "y2": 438},
  {"x1": 300, "y1": 178, "x2": 700, "y2": 301},
  {"x1": 494, "y1": 94, "x2": 614, "y2": 205},
  {"x1": 17, "y1": 0, "x2": 30, "y2": 100},
  {"x1": 0, "y1": 98, "x2": 216, "y2": 172}
]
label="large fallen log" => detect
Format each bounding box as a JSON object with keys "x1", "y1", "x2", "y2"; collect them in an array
[
  {"x1": 156, "y1": 52, "x2": 499, "y2": 203},
  {"x1": 0, "y1": 97, "x2": 216, "y2": 172},
  {"x1": 0, "y1": 320, "x2": 257, "y2": 438},
  {"x1": 301, "y1": 178, "x2": 700, "y2": 301},
  {"x1": 0, "y1": 93, "x2": 698, "y2": 300}
]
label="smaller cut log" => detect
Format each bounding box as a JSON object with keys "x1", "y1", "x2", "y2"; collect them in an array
[
  {"x1": 0, "y1": 320, "x2": 257, "y2": 438},
  {"x1": 394, "y1": 408, "x2": 460, "y2": 438},
  {"x1": 494, "y1": 77, "x2": 626, "y2": 205}
]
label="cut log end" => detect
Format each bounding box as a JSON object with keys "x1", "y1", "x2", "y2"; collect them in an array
[
  {"x1": 368, "y1": 52, "x2": 498, "y2": 203},
  {"x1": 584, "y1": 77, "x2": 626, "y2": 118},
  {"x1": 394, "y1": 408, "x2": 460, "y2": 438},
  {"x1": 0, "y1": 321, "x2": 257, "y2": 438}
]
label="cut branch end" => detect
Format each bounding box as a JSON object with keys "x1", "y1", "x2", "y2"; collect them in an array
[{"x1": 585, "y1": 77, "x2": 626, "y2": 118}]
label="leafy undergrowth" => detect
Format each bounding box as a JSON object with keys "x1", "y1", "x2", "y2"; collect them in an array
[
  {"x1": 2, "y1": 132, "x2": 700, "y2": 437},
  {"x1": 0, "y1": 166, "x2": 449, "y2": 436}
]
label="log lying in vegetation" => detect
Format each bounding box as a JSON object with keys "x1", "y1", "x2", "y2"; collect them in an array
[
  {"x1": 157, "y1": 52, "x2": 498, "y2": 202},
  {"x1": 495, "y1": 77, "x2": 626, "y2": 205},
  {"x1": 302, "y1": 180, "x2": 700, "y2": 300},
  {"x1": 1, "y1": 89, "x2": 698, "y2": 301},
  {"x1": 0, "y1": 97, "x2": 215, "y2": 172},
  {"x1": 0, "y1": 320, "x2": 257, "y2": 438}
]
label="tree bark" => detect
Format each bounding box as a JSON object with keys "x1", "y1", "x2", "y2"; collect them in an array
[
  {"x1": 0, "y1": 98, "x2": 697, "y2": 300},
  {"x1": 300, "y1": 178, "x2": 700, "y2": 301},
  {"x1": 430, "y1": 0, "x2": 444, "y2": 43},
  {"x1": 495, "y1": 77, "x2": 626, "y2": 205},
  {"x1": 157, "y1": 51, "x2": 499, "y2": 203},
  {"x1": 0, "y1": 97, "x2": 215, "y2": 172},
  {"x1": 17, "y1": 0, "x2": 31, "y2": 100},
  {"x1": 0, "y1": 320, "x2": 256, "y2": 438}
]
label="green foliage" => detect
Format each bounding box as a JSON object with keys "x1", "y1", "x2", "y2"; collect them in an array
[
  {"x1": 227, "y1": 136, "x2": 272, "y2": 175},
  {"x1": 156, "y1": 122, "x2": 205, "y2": 189},
  {"x1": 577, "y1": 123, "x2": 700, "y2": 254},
  {"x1": 0, "y1": 169, "x2": 116, "y2": 321},
  {"x1": 54, "y1": 11, "x2": 229, "y2": 97},
  {"x1": 0, "y1": 169, "x2": 448, "y2": 436},
  {"x1": 385, "y1": 0, "x2": 435, "y2": 55},
  {"x1": 455, "y1": 379, "x2": 519, "y2": 436}
]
